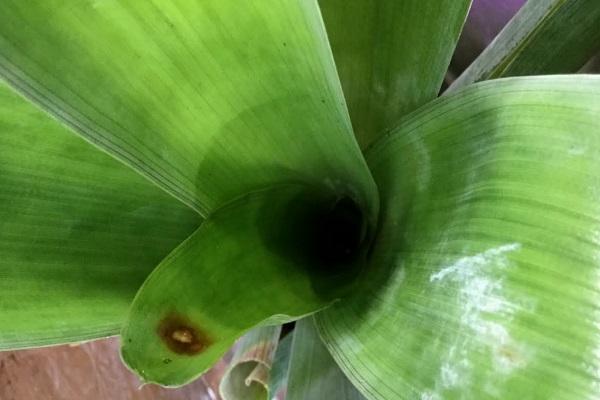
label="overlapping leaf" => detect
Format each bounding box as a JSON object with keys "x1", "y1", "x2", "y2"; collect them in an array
[
  {"x1": 317, "y1": 76, "x2": 600, "y2": 399},
  {"x1": 122, "y1": 184, "x2": 368, "y2": 386},
  {"x1": 285, "y1": 318, "x2": 365, "y2": 400},
  {"x1": 0, "y1": 0, "x2": 376, "y2": 216},
  {"x1": 0, "y1": 82, "x2": 199, "y2": 348},
  {"x1": 268, "y1": 332, "x2": 293, "y2": 400},
  {"x1": 449, "y1": 0, "x2": 600, "y2": 90},
  {"x1": 319, "y1": 0, "x2": 471, "y2": 148},
  {"x1": 3, "y1": 2, "x2": 600, "y2": 400}
]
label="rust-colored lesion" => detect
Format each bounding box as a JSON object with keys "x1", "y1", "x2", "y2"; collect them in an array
[{"x1": 157, "y1": 313, "x2": 213, "y2": 356}]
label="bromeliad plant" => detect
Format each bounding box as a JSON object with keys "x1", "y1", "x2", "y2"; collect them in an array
[{"x1": 1, "y1": 0, "x2": 600, "y2": 399}]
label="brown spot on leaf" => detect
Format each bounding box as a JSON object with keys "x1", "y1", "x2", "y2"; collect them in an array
[
  {"x1": 157, "y1": 313, "x2": 213, "y2": 356},
  {"x1": 498, "y1": 344, "x2": 522, "y2": 364}
]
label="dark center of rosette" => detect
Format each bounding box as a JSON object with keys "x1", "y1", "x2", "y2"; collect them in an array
[{"x1": 260, "y1": 187, "x2": 371, "y2": 299}]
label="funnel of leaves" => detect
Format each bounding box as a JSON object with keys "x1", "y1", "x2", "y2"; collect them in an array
[{"x1": 1, "y1": 1, "x2": 600, "y2": 399}]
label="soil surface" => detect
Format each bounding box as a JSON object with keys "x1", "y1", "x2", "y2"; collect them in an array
[{"x1": 0, "y1": 337, "x2": 228, "y2": 400}]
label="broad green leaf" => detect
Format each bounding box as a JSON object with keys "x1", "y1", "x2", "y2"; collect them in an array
[
  {"x1": 0, "y1": 82, "x2": 199, "y2": 349},
  {"x1": 122, "y1": 184, "x2": 370, "y2": 386},
  {"x1": 318, "y1": 0, "x2": 471, "y2": 148},
  {"x1": 449, "y1": 0, "x2": 600, "y2": 91},
  {"x1": 286, "y1": 318, "x2": 365, "y2": 400},
  {"x1": 219, "y1": 326, "x2": 281, "y2": 400},
  {"x1": 317, "y1": 76, "x2": 600, "y2": 399},
  {"x1": 0, "y1": 0, "x2": 376, "y2": 217}
]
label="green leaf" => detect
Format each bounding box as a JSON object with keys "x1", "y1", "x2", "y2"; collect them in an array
[
  {"x1": 449, "y1": 0, "x2": 600, "y2": 91},
  {"x1": 219, "y1": 326, "x2": 281, "y2": 400},
  {"x1": 286, "y1": 318, "x2": 365, "y2": 400},
  {"x1": 317, "y1": 76, "x2": 600, "y2": 399},
  {"x1": 121, "y1": 184, "x2": 369, "y2": 386},
  {"x1": 0, "y1": 0, "x2": 376, "y2": 216},
  {"x1": 318, "y1": 0, "x2": 471, "y2": 148},
  {"x1": 0, "y1": 82, "x2": 199, "y2": 349}
]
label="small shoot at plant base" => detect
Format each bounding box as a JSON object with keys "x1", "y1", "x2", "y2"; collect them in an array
[{"x1": 219, "y1": 326, "x2": 282, "y2": 400}]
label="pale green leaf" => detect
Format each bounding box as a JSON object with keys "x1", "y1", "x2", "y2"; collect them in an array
[
  {"x1": 449, "y1": 0, "x2": 600, "y2": 91},
  {"x1": 121, "y1": 184, "x2": 370, "y2": 386},
  {"x1": 0, "y1": 0, "x2": 376, "y2": 216},
  {"x1": 319, "y1": 0, "x2": 471, "y2": 148},
  {"x1": 286, "y1": 318, "x2": 365, "y2": 400},
  {"x1": 317, "y1": 76, "x2": 600, "y2": 399},
  {"x1": 268, "y1": 332, "x2": 293, "y2": 400},
  {"x1": 0, "y1": 81, "x2": 199, "y2": 349}
]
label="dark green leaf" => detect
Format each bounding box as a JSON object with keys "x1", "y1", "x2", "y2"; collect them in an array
[{"x1": 319, "y1": 0, "x2": 471, "y2": 148}]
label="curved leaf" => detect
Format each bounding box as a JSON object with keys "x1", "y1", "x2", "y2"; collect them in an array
[
  {"x1": 319, "y1": 0, "x2": 471, "y2": 148},
  {"x1": 121, "y1": 184, "x2": 370, "y2": 386},
  {"x1": 317, "y1": 76, "x2": 600, "y2": 399},
  {"x1": 449, "y1": 0, "x2": 600, "y2": 91},
  {"x1": 0, "y1": 0, "x2": 376, "y2": 216},
  {"x1": 0, "y1": 82, "x2": 199, "y2": 348}
]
